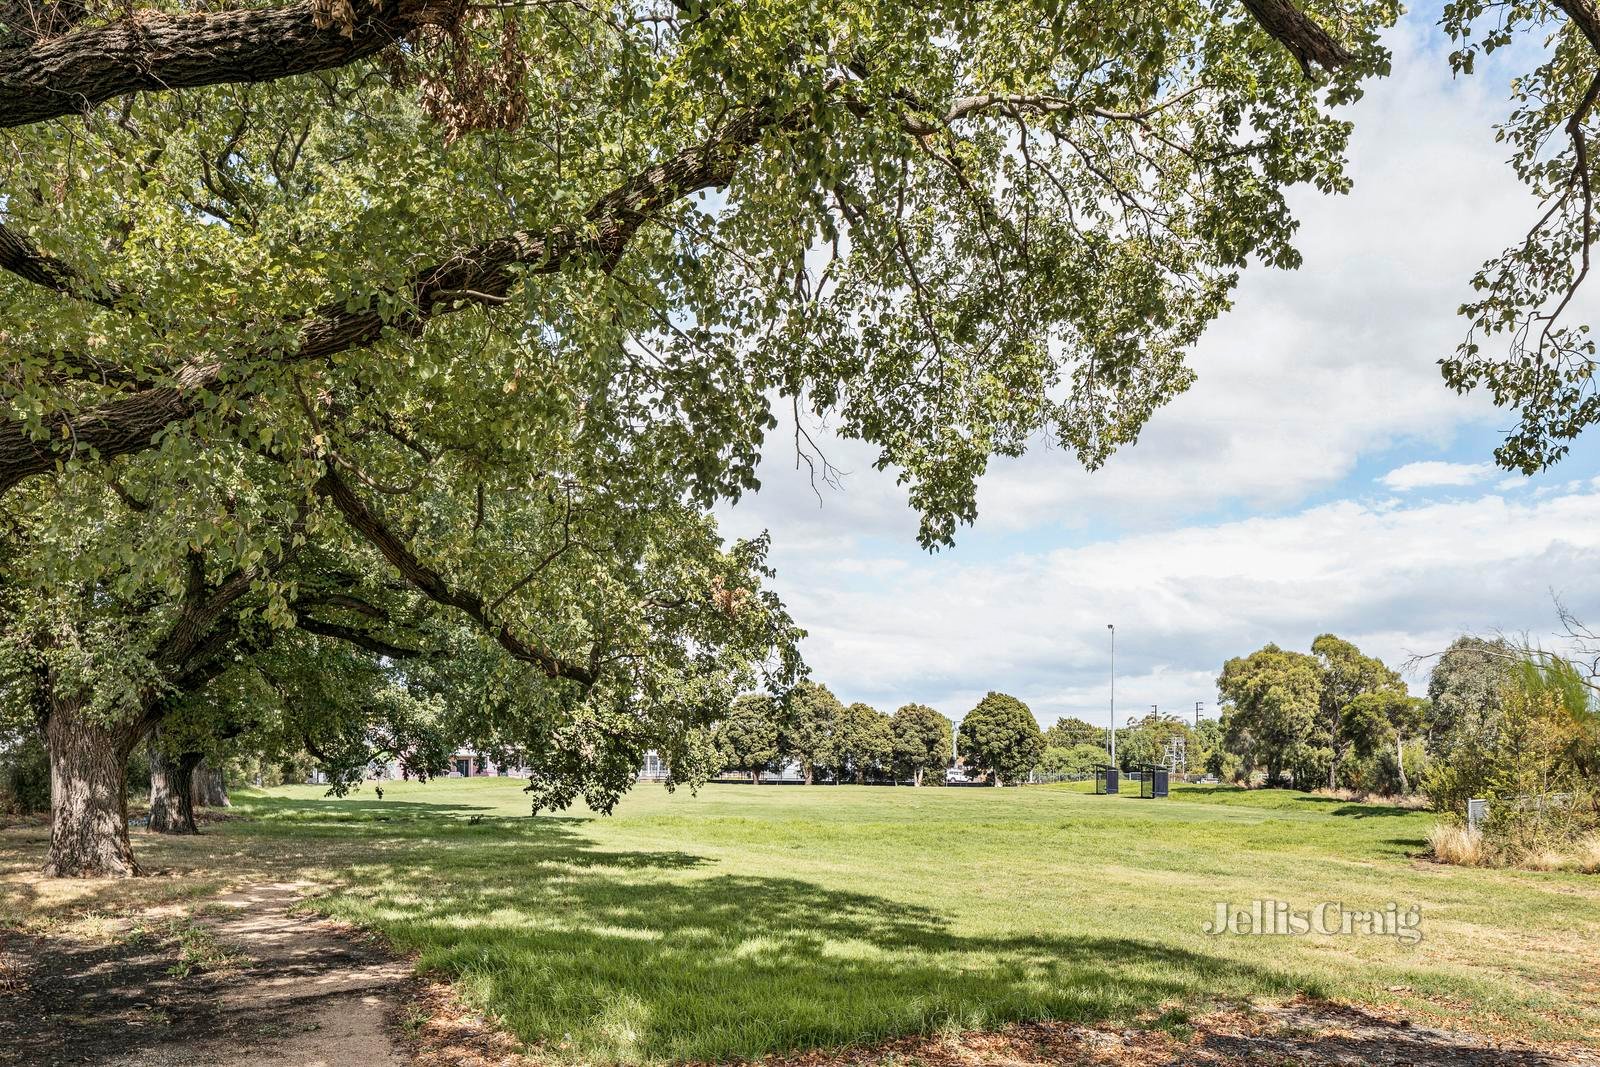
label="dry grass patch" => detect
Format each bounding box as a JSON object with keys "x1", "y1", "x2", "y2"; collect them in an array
[{"x1": 1427, "y1": 823, "x2": 1486, "y2": 867}]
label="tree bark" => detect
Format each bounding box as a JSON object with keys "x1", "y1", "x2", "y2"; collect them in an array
[
  {"x1": 147, "y1": 743, "x2": 198, "y2": 835},
  {"x1": 1240, "y1": 0, "x2": 1353, "y2": 74},
  {"x1": 191, "y1": 761, "x2": 229, "y2": 808},
  {"x1": 913, "y1": 767, "x2": 923, "y2": 787},
  {"x1": 42, "y1": 693, "x2": 140, "y2": 878},
  {"x1": 0, "y1": 0, "x2": 459, "y2": 130}
]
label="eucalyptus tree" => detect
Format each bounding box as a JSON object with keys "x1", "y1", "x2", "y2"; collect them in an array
[
  {"x1": 1217, "y1": 644, "x2": 1321, "y2": 787},
  {"x1": 1310, "y1": 633, "x2": 1403, "y2": 789},
  {"x1": 2, "y1": 0, "x2": 1398, "y2": 874}
]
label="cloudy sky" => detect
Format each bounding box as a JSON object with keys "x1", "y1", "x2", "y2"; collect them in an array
[{"x1": 716, "y1": 9, "x2": 1600, "y2": 731}]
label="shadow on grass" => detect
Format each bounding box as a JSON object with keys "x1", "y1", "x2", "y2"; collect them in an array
[
  {"x1": 1327, "y1": 803, "x2": 1419, "y2": 819},
  {"x1": 269, "y1": 802, "x2": 1330, "y2": 1063}
]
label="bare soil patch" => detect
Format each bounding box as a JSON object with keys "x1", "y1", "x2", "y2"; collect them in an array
[{"x1": 0, "y1": 880, "x2": 416, "y2": 1067}]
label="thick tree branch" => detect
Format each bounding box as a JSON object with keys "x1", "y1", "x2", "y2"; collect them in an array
[
  {"x1": 295, "y1": 615, "x2": 424, "y2": 658},
  {"x1": 314, "y1": 465, "x2": 597, "y2": 685},
  {"x1": 0, "y1": 0, "x2": 458, "y2": 129},
  {"x1": 1555, "y1": 0, "x2": 1600, "y2": 55},
  {"x1": 0, "y1": 218, "x2": 119, "y2": 304},
  {"x1": 1241, "y1": 0, "x2": 1352, "y2": 74},
  {"x1": 0, "y1": 104, "x2": 784, "y2": 495}
]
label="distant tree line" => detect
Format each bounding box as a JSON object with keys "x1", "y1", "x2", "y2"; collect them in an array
[{"x1": 713, "y1": 684, "x2": 1049, "y2": 786}]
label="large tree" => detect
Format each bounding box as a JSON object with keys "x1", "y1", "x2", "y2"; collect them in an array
[
  {"x1": 1, "y1": 0, "x2": 1398, "y2": 874},
  {"x1": 958, "y1": 692, "x2": 1043, "y2": 786},
  {"x1": 780, "y1": 680, "x2": 842, "y2": 785},
  {"x1": 716, "y1": 692, "x2": 783, "y2": 784},
  {"x1": 1310, "y1": 633, "x2": 1402, "y2": 789},
  {"x1": 834, "y1": 701, "x2": 894, "y2": 783},
  {"x1": 1217, "y1": 644, "x2": 1321, "y2": 787},
  {"x1": 891, "y1": 702, "x2": 951, "y2": 787},
  {"x1": 1427, "y1": 635, "x2": 1515, "y2": 756}
]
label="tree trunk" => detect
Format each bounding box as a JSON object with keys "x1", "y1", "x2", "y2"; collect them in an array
[
  {"x1": 750, "y1": 770, "x2": 759, "y2": 785},
  {"x1": 42, "y1": 693, "x2": 140, "y2": 878},
  {"x1": 914, "y1": 768, "x2": 923, "y2": 787},
  {"x1": 191, "y1": 761, "x2": 229, "y2": 808},
  {"x1": 803, "y1": 765, "x2": 813, "y2": 785},
  {"x1": 147, "y1": 742, "x2": 198, "y2": 835},
  {"x1": 1395, "y1": 732, "x2": 1408, "y2": 794}
]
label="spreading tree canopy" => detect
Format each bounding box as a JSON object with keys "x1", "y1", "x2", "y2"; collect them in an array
[
  {"x1": 1217, "y1": 644, "x2": 1321, "y2": 786},
  {"x1": 1, "y1": 0, "x2": 1405, "y2": 874},
  {"x1": 780, "y1": 679, "x2": 842, "y2": 784}
]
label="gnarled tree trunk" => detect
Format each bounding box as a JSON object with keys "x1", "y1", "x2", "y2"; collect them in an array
[{"x1": 42, "y1": 693, "x2": 140, "y2": 878}]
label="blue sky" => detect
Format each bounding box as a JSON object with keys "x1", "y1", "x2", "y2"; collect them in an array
[{"x1": 716, "y1": 8, "x2": 1600, "y2": 731}]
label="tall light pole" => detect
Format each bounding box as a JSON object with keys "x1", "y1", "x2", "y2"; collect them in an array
[
  {"x1": 1195, "y1": 701, "x2": 1203, "y2": 727},
  {"x1": 1107, "y1": 624, "x2": 1116, "y2": 767}
]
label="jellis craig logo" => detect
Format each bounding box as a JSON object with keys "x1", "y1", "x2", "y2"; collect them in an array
[{"x1": 1203, "y1": 900, "x2": 1423, "y2": 945}]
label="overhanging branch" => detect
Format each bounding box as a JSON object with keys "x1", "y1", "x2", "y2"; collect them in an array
[{"x1": 0, "y1": 0, "x2": 459, "y2": 129}]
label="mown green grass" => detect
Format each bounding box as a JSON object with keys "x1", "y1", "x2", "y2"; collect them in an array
[{"x1": 201, "y1": 779, "x2": 1600, "y2": 1063}]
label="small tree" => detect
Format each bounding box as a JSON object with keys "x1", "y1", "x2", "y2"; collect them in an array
[
  {"x1": 718, "y1": 694, "x2": 782, "y2": 784},
  {"x1": 1343, "y1": 692, "x2": 1431, "y2": 794},
  {"x1": 958, "y1": 693, "x2": 1043, "y2": 787},
  {"x1": 781, "y1": 681, "x2": 842, "y2": 785},
  {"x1": 892, "y1": 703, "x2": 952, "y2": 787}
]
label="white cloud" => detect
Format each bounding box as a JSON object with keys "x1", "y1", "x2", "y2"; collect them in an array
[
  {"x1": 723, "y1": 16, "x2": 1567, "y2": 545},
  {"x1": 715, "y1": 14, "x2": 1600, "y2": 731},
  {"x1": 772, "y1": 487, "x2": 1600, "y2": 727},
  {"x1": 1378, "y1": 461, "x2": 1496, "y2": 491}
]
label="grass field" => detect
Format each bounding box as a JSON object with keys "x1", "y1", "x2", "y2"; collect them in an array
[{"x1": 8, "y1": 779, "x2": 1600, "y2": 1062}]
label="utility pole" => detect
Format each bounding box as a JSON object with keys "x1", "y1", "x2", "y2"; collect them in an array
[{"x1": 1106, "y1": 624, "x2": 1115, "y2": 767}]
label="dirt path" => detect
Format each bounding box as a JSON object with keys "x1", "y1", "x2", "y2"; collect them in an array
[
  {"x1": 0, "y1": 881, "x2": 415, "y2": 1067},
  {"x1": 184, "y1": 882, "x2": 413, "y2": 1067}
]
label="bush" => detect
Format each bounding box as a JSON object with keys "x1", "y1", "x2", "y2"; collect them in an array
[{"x1": 0, "y1": 734, "x2": 50, "y2": 815}]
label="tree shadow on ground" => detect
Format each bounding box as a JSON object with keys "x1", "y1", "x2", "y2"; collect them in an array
[
  {"x1": 1326, "y1": 804, "x2": 1420, "y2": 819},
  {"x1": 309, "y1": 817, "x2": 1332, "y2": 1063}
]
